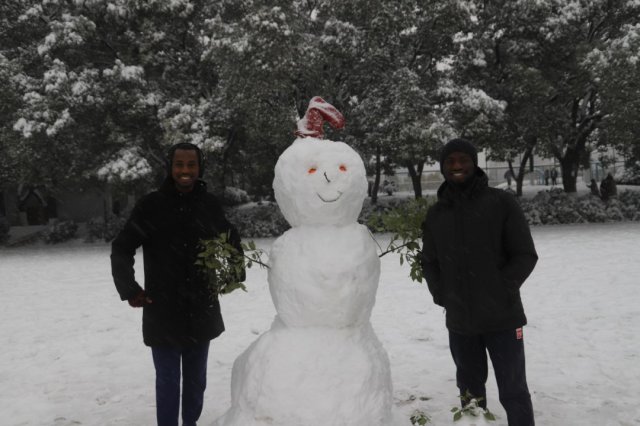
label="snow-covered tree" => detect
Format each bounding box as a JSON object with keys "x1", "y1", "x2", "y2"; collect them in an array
[
  {"x1": 444, "y1": 0, "x2": 552, "y2": 195},
  {"x1": 454, "y1": 0, "x2": 640, "y2": 193},
  {"x1": 0, "y1": 52, "x2": 24, "y2": 187},
  {"x1": 534, "y1": 0, "x2": 640, "y2": 192},
  {"x1": 197, "y1": 0, "x2": 321, "y2": 195},
  {"x1": 3, "y1": 0, "x2": 232, "y2": 195},
  {"x1": 4, "y1": 0, "x2": 638, "y2": 201},
  {"x1": 330, "y1": 0, "x2": 472, "y2": 199},
  {"x1": 584, "y1": 19, "x2": 640, "y2": 177}
]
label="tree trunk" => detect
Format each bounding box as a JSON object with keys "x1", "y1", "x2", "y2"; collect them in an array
[
  {"x1": 406, "y1": 161, "x2": 425, "y2": 199},
  {"x1": 556, "y1": 98, "x2": 601, "y2": 193},
  {"x1": 220, "y1": 127, "x2": 237, "y2": 191},
  {"x1": 514, "y1": 144, "x2": 535, "y2": 197},
  {"x1": 506, "y1": 160, "x2": 520, "y2": 196},
  {"x1": 529, "y1": 154, "x2": 535, "y2": 186},
  {"x1": 560, "y1": 148, "x2": 579, "y2": 193},
  {"x1": 370, "y1": 145, "x2": 382, "y2": 204},
  {"x1": 127, "y1": 192, "x2": 136, "y2": 214},
  {"x1": 557, "y1": 133, "x2": 592, "y2": 193},
  {"x1": 103, "y1": 184, "x2": 113, "y2": 221}
]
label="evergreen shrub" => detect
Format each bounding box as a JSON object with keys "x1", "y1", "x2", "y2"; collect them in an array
[
  {"x1": 221, "y1": 186, "x2": 250, "y2": 206},
  {"x1": 618, "y1": 190, "x2": 640, "y2": 220},
  {"x1": 359, "y1": 197, "x2": 414, "y2": 232},
  {"x1": 518, "y1": 188, "x2": 640, "y2": 225},
  {"x1": 618, "y1": 161, "x2": 640, "y2": 185},
  {"x1": 223, "y1": 188, "x2": 640, "y2": 238},
  {"x1": 86, "y1": 215, "x2": 126, "y2": 242},
  {"x1": 226, "y1": 202, "x2": 290, "y2": 238},
  {"x1": 43, "y1": 220, "x2": 78, "y2": 243},
  {"x1": 224, "y1": 197, "x2": 415, "y2": 238}
]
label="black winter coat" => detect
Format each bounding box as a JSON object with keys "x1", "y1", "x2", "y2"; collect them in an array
[
  {"x1": 421, "y1": 169, "x2": 538, "y2": 335},
  {"x1": 111, "y1": 179, "x2": 243, "y2": 346}
]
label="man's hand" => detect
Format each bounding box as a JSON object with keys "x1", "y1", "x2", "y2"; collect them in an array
[{"x1": 128, "y1": 290, "x2": 152, "y2": 308}]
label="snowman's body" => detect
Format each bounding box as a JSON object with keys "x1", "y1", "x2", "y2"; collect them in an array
[
  {"x1": 215, "y1": 127, "x2": 393, "y2": 425},
  {"x1": 270, "y1": 224, "x2": 379, "y2": 328}
]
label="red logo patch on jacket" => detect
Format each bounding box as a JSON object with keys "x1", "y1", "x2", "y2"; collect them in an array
[{"x1": 516, "y1": 328, "x2": 523, "y2": 340}]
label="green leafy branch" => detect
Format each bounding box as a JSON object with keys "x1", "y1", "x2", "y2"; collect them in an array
[
  {"x1": 367, "y1": 197, "x2": 434, "y2": 283},
  {"x1": 196, "y1": 233, "x2": 268, "y2": 296},
  {"x1": 410, "y1": 409, "x2": 431, "y2": 425},
  {"x1": 451, "y1": 390, "x2": 497, "y2": 422}
]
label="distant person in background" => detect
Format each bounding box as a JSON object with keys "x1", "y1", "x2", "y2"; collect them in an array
[
  {"x1": 608, "y1": 174, "x2": 618, "y2": 198},
  {"x1": 504, "y1": 169, "x2": 513, "y2": 188},
  {"x1": 550, "y1": 168, "x2": 558, "y2": 186},
  {"x1": 544, "y1": 169, "x2": 550, "y2": 186},
  {"x1": 588, "y1": 179, "x2": 601, "y2": 198},
  {"x1": 600, "y1": 173, "x2": 617, "y2": 202},
  {"x1": 383, "y1": 179, "x2": 395, "y2": 196}
]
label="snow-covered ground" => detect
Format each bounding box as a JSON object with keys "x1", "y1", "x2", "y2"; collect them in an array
[{"x1": 1, "y1": 222, "x2": 640, "y2": 425}]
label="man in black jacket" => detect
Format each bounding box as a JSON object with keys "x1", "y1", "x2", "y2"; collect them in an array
[
  {"x1": 111, "y1": 142, "x2": 244, "y2": 426},
  {"x1": 421, "y1": 139, "x2": 538, "y2": 425}
]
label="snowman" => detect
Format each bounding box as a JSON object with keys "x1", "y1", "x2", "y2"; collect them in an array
[{"x1": 215, "y1": 97, "x2": 393, "y2": 426}]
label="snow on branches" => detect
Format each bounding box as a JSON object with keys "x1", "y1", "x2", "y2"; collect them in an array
[
  {"x1": 96, "y1": 147, "x2": 152, "y2": 183},
  {"x1": 157, "y1": 100, "x2": 227, "y2": 150}
]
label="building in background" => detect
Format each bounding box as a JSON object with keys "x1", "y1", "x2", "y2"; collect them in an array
[{"x1": 382, "y1": 149, "x2": 626, "y2": 194}]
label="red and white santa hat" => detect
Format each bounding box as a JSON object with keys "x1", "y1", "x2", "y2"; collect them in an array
[{"x1": 294, "y1": 96, "x2": 345, "y2": 139}]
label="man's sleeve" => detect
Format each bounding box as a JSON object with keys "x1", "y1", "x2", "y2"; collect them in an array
[
  {"x1": 110, "y1": 201, "x2": 149, "y2": 301},
  {"x1": 501, "y1": 194, "x2": 538, "y2": 290},
  {"x1": 421, "y1": 216, "x2": 444, "y2": 307}
]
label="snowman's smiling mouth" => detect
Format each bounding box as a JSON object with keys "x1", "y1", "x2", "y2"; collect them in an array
[{"x1": 317, "y1": 191, "x2": 343, "y2": 203}]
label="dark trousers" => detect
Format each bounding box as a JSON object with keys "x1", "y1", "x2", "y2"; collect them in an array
[
  {"x1": 151, "y1": 341, "x2": 210, "y2": 426},
  {"x1": 449, "y1": 329, "x2": 534, "y2": 426}
]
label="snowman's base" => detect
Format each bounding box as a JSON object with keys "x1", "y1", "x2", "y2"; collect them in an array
[{"x1": 214, "y1": 317, "x2": 393, "y2": 426}]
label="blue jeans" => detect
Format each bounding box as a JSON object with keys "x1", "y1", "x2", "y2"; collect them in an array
[
  {"x1": 151, "y1": 341, "x2": 210, "y2": 426},
  {"x1": 449, "y1": 329, "x2": 534, "y2": 426}
]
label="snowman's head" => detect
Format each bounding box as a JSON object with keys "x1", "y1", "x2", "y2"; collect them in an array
[{"x1": 273, "y1": 137, "x2": 367, "y2": 227}]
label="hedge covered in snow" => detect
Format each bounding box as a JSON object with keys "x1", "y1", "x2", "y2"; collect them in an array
[
  {"x1": 224, "y1": 189, "x2": 640, "y2": 237},
  {"x1": 42, "y1": 220, "x2": 78, "y2": 244},
  {"x1": 519, "y1": 188, "x2": 640, "y2": 225},
  {"x1": 225, "y1": 202, "x2": 291, "y2": 238},
  {"x1": 5, "y1": 188, "x2": 639, "y2": 245}
]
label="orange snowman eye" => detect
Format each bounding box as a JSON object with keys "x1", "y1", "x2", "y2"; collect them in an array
[
  {"x1": 339, "y1": 165, "x2": 347, "y2": 172},
  {"x1": 308, "y1": 167, "x2": 317, "y2": 174}
]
